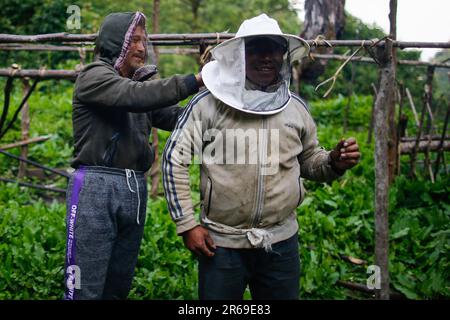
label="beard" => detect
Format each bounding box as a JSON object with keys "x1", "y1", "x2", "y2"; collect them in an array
[{"x1": 121, "y1": 54, "x2": 146, "y2": 78}]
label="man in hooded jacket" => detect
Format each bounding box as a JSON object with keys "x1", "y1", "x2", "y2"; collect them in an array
[
  {"x1": 162, "y1": 14, "x2": 360, "y2": 299},
  {"x1": 64, "y1": 11, "x2": 203, "y2": 300}
]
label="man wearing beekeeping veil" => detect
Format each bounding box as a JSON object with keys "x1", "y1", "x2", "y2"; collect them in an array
[{"x1": 163, "y1": 14, "x2": 360, "y2": 299}]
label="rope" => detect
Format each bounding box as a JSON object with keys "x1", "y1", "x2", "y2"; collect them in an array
[
  {"x1": 9, "y1": 63, "x2": 20, "y2": 77},
  {"x1": 314, "y1": 40, "x2": 366, "y2": 98},
  {"x1": 216, "y1": 32, "x2": 220, "y2": 44}
]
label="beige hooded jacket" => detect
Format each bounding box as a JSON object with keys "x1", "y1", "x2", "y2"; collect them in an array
[{"x1": 162, "y1": 14, "x2": 342, "y2": 250}]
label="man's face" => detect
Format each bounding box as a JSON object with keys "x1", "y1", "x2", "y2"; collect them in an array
[
  {"x1": 245, "y1": 37, "x2": 285, "y2": 88},
  {"x1": 120, "y1": 25, "x2": 147, "y2": 78}
]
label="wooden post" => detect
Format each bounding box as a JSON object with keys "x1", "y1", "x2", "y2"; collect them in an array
[
  {"x1": 373, "y1": 0, "x2": 398, "y2": 300},
  {"x1": 150, "y1": 0, "x2": 161, "y2": 199},
  {"x1": 410, "y1": 95, "x2": 427, "y2": 177},
  {"x1": 387, "y1": 2, "x2": 398, "y2": 184},
  {"x1": 433, "y1": 103, "x2": 449, "y2": 179},
  {"x1": 18, "y1": 78, "x2": 30, "y2": 178},
  {"x1": 367, "y1": 83, "x2": 378, "y2": 144},
  {"x1": 396, "y1": 83, "x2": 405, "y2": 175},
  {"x1": 423, "y1": 67, "x2": 436, "y2": 182},
  {"x1": 405, "y1": 88, "x2": 420, "y2": 127},
  {"x1": 344, "y1": 54, "x2": 355, "y2": 133},
  {"x1": 152, "y1": 0, "x2": 160, "y2": 63}
]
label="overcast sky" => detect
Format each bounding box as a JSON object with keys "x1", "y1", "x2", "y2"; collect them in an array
[{"x1": 291, "y1": 0, "x2": 450, "y2": 61}]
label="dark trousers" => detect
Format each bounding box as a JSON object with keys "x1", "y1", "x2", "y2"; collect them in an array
[
  {"x1": 64, "y1": 166, "x2": 147, "y2": 300},
  {"x1": 198, "y1": 233, "x2": 300, "y2": 300}
]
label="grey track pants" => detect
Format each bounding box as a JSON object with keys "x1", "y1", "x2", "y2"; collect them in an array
[{"x1": 64, "y1": 166, "x2": 147, "y2": 300}]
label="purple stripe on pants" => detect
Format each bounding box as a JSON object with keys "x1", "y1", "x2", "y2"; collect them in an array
[{"x1": 64, "y1": 167, "x2": 86, "y2": 300}]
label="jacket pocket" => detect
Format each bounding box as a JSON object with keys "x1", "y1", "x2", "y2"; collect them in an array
[
  {"x1": 203, "y1": 177, "x2": 213, "y2": 217},
  {"x1": 297, "y1": 176, "x2": 305, "y2": 207},
  {"x1": 102, "y1": 132, "x2": 120, "y2": 167}
]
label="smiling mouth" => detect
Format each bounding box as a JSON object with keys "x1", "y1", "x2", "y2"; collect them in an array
[{"x1": 256, "y1": 66, "x2": 275, "y2": 72}]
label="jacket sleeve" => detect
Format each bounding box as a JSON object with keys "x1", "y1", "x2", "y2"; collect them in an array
[
  {"x1": 298, "y1": 108, "x2": 343, "y2": 183},
  {"x1": 150, "y1": 105, "x2": 184, "y2": 131},
  {"x1": 162, "y1": 93, "x2": 210, "y2": 235},
  {"x1": 75, "y1": 63, "x2": 198, "y2": 113}
]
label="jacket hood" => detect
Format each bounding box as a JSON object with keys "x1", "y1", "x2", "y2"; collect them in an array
[
  {"x1": 95, "y1": 11, "x2": 154, "y2": 71},
  {"x1": 202, "y1": 13, "x2": 310, "y2": 115}
]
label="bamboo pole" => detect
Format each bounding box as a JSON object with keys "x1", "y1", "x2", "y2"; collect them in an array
[
  {"x1": 0, "y1": 44, "x2": 199, "y2": 55},
  {"x1": 0, "y1": 32, "x2": 449, "y2": 48},
  {"x1": 5, "y1": 44, "x2": 450, "y2": 69},
  {"x1": 400, "y1": 140, "x2": 450, "y2": 153},
  {"x1": 311, "y1": 53, "x2": 450, "y2": 68},
  {"x1": 400, "y1": 135, "x2": 449, "y2": 142},
  {"x1": 0, "y1": 69, "x2": 78, "y2": 80}
]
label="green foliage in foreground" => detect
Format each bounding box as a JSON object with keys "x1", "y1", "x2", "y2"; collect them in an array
[{"x1": 0, "y1": 88, "x2": 448, "y2": 299}]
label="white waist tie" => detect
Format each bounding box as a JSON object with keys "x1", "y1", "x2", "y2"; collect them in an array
[{"x1": 125, "y1": 169, "x2": 141, "y2": 225}]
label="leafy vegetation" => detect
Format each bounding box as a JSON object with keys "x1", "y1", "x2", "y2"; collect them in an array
[{"x1": 0, "y1": 86, "x2": 448, "y2": 299}]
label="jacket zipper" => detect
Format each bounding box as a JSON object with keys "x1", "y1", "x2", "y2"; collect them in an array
[
  {"x1": 251, "y1": 117, "x2": 267, "y2": 228},
  {"x1": 205, "y1": 177, "x2": 213, "y2": 216},
  {"x1": 297, "y1": 176, "x2": 303, "y2": 206}
]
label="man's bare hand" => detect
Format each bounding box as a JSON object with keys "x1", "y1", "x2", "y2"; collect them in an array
[
  {"x1": 182, "y1": 225, "x2": 216, "y2": 257},
  {"x1": 329, "y1": 137, "x2": 361, "y2": 172}
]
